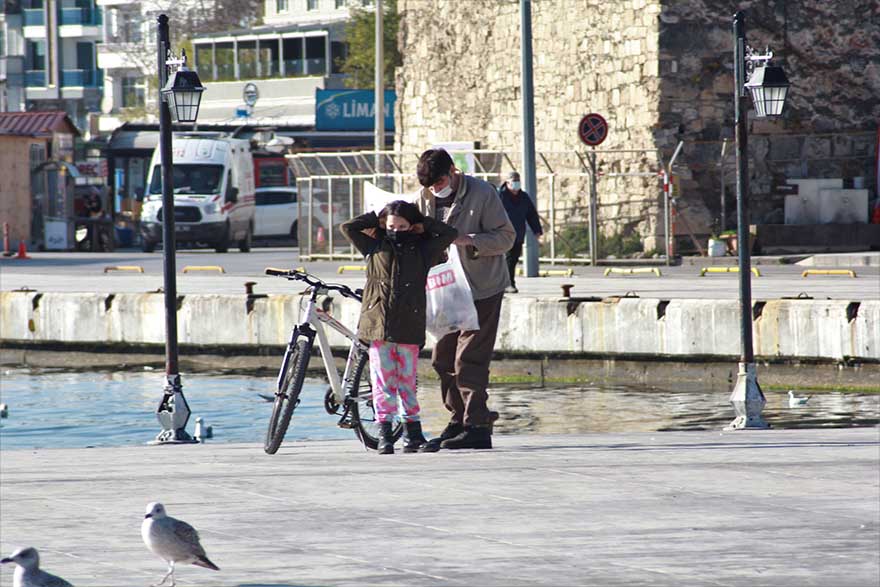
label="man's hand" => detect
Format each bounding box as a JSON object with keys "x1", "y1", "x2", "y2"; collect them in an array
[
  {"x1": 361, "y1": 228, "x2": 378, "y2": 239},
  {"x1": 411, "y1": 223, "x2": 425, "y2": 234},
  {"x1": 454, "y1": 234, "x2": 475, "y2": 247}
]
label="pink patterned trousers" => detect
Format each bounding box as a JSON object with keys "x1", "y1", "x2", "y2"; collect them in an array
[{"x1": 368, "y1": 340, "x2": 421, "y2": 424}]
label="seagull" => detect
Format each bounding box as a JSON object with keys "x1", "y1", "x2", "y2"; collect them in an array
[
  {"x1": 141, "y1": 502, "x2": 219, "y2": 587},
  {"x1": 1, "y1": 547, "x2": 74, "y2": 587},
  {"x1": 788, "y1": 390, "x2": 811, "y2": 407}
]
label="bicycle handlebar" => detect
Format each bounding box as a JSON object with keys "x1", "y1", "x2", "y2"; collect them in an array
[{"x1": 264, "y1": 267, "x2": 362, "y2": 301}]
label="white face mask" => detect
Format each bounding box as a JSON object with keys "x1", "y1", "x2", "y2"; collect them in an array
[
  {"x1": 431, "y1": 176, "x2": 454, "y2": 199},
  {"x1": 510, "y1": 181, "x2": 521, "y2": 190}
]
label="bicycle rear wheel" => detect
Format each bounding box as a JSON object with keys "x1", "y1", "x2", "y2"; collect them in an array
[
  {"x1": 347, "y1": 350, "x2": 403, "y2": 450},
  {"x1": 264, "y1": 338, "x2": 311, "y2": 454}
]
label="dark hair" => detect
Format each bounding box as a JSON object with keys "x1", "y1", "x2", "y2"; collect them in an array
[
  {"x1": 417, "y1": 149, "x2": 454, "y2": 187},
  {"x1": 378, "y1": 200, "x2": 424, "y2": 226}
]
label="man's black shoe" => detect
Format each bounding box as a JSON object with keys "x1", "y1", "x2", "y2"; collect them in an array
[
  {"x1": 440, "y1": 426, "x2": 492, "y2": 450},
  {"x1": 419, "y1": 420, "x2": 463, "y2": 453}
]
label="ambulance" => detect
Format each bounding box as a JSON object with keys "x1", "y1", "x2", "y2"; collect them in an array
[{"x1": 141, "y1": 133, "x2": 256, "y2": 252}]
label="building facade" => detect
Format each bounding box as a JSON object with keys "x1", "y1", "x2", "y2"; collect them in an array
[
  {"x1": 1, "y1": 0, "x2": 102, "y2": 134},
  {"x1": 394, "y1": 0, "x2": 880, "y2": 253}
]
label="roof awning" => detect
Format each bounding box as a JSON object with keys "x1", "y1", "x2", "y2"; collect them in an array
[{"x1": 107, "y1": 129, "x2": 160, "y2": 152}]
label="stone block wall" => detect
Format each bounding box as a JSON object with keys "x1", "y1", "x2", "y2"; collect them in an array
[{"x1": 395, "y1": 0, "x2": 880, "y2": 252}]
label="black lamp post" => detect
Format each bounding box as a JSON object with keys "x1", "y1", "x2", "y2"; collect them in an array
[
  {"x1": 151, "y1": 14, "x2": 205, "y2": 444},
  {"x1": 726, "y1": 11, "x2": 790, "y2": 430}
]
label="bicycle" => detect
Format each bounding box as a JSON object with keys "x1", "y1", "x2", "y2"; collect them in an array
[{"x1": 263, "y1": 267, "x2": 403, "y2": 454}]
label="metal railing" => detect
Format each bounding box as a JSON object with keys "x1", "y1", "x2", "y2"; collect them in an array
[{"x1": 286, "y1": 148, "x2": 677, "y2": 265}]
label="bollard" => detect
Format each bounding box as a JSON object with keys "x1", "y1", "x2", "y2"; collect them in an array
[
  {"x1": 2, "y1": 223, "x2": 11, "y2": 256},
  {"x1": 560, "y1": 284, "x2": 574, "y2": 298}
]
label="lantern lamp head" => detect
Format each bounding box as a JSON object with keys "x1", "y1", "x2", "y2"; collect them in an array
[
  {"x1": 745, "y1": 63, "x2": 789, "y2": 118},
  {"x1": 161, "y1": 68, "x2": 205, "y2": 124}
]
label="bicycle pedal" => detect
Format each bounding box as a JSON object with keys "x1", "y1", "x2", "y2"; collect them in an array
[{"x1": 337, "y1": 418, "x2": 355, "y2": 429}]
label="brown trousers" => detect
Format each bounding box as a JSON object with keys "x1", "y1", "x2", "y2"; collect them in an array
[{"x1": 431, "y1": 291, "x2": 504, "y2": 427}]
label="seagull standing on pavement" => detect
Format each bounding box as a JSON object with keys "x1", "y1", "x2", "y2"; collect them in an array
[
  {"x1": 788, "y1": 390, "x2": 811, "y2": 407},
  {"x1": 141, "y1": 502, "x2": 219, "y2": 586},
  {"x1": 1, "y1": 547, "x2": 74, "y2": 587}
]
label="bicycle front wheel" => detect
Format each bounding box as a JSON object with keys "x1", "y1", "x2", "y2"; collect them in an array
[
  {"x1": 264, "y1": 338, "x2": 311, "y2": 454},
  {"x1": 347, "y1": 350, "x2": 403, "y2": 450}
]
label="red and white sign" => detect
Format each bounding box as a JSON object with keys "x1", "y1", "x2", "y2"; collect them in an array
[
  {"x1": 578, "y1": 113, "x2": 608, "y2": 147},
  {"x1": 75, "y1": 159, "x2": 108, "y2": 178}
]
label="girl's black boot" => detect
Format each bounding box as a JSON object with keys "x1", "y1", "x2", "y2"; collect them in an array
[
  {"x1": 402, "y1": 421, "x2": 428, "y2": 453},
  {"x1": 377, "y1": 421, "x2": 395, "y2": 454}
]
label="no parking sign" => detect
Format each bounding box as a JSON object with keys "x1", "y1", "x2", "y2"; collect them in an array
[{"x1": 578, "y1": 113, "x2": 608, "y2": 147}]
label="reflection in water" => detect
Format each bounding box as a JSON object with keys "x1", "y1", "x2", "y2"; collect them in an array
[{"x1": 0, "y1": 368, "x2": 877, "y2": 450}]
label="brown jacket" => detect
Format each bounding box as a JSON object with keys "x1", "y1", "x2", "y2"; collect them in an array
[
  {"x1": 341, "y1": 212, "x2": 458, "y2": 347},
  {"x1": 420, "y1": 173, "x2": 516, "y2": 300}
]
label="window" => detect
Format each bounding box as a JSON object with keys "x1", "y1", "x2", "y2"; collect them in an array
[
  {"x1": 121, "y1": 77, "x2": 145, "y2": 108},
  {"x1": 256, "y1": 190, "x2": 297, "y2": 206},
  {"x1": 335, "y1": 0, "x2": 345, "y2": 7},
  {"x1": 148, "y1": 164, "x2": 224, "y2": 195},
  {"x1": 307, "y1": 0, "x2": 318, "y2": 10},
  {"x1": 26, "y1": 40, "x2": 45, "y2": 70},
  {"x1": 276, "y1": 0, "x2": 288, "y2": 11}
]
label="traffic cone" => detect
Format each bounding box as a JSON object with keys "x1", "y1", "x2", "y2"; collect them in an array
[
  {"x1": 316, "y1": 226, "x2": 326, "y2": 245},
  {"x1": 15, "y1": 240, "x2": 30, "y2": 260}
]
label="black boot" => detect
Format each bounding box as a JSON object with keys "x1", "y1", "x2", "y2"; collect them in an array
[
  {"x1": 377, "y1": 421, "x2": 394, "y2": 454},
  {"x1": 440, "y1": 426, "x2": 492, "y2": 450},
  {"x1": 419, "y1": 420, "x2": 464, "y2": 453},
  {"x1": 402, "y1": 421, "x2": 428, "y2": 453}
]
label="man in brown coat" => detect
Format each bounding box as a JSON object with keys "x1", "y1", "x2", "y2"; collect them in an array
[{"x1": 416, "y1": 149, "x2": 516, "y2": 450}]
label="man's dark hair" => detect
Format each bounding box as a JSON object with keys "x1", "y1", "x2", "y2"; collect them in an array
[
  {"x1": 379, "y1": 200, "x2": 424, "y2": 226},
  {"x1": 417, "y1": 149, "x2": 454, "y2": 187}
]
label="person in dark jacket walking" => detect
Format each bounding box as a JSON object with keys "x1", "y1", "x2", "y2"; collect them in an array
[
  {"x1": 498, "y1": 172, "x2": 542, "y2": 293},
  {"x1": 341, "y1": 200, "x2": 458, "y2": 454}
]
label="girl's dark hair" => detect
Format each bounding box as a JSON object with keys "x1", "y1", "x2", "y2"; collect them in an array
[{"x1": 378, "y1": 200, "x2": 424, "y2": 226}]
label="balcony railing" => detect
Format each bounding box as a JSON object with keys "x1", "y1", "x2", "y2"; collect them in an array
[
  {"x1": 23, "y1": 8, "x2": 44, "y2": 26},
  {"x1": 25, "y1": 70, "x2": 46, "y2": 87},
  {"x1": 60, "y1": 7, "x2": 102, "y2": 26},
  {"x1": 61, "y1": 69, "x2": 99, "y2": 87}
]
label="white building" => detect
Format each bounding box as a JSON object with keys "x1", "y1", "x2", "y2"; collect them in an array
[
  {"x1": 190, "y1": 0, "x2": 370, "y2": 126},
  {"x1": 0, "y1": 0, "x2": 102, "y2": 134}
]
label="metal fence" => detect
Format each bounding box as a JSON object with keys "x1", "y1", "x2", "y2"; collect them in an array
[{"x1": 287, "y1": 147, "x2": 681, "y2": 264}]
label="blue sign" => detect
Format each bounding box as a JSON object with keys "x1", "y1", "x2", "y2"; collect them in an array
[{"x1": 315, "y1": 89, "x2": 396, "y2": 131}]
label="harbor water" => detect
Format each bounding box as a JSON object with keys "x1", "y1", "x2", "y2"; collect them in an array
[{"x1": 0, "y1": 368, "x2": 877, "y2": 450}]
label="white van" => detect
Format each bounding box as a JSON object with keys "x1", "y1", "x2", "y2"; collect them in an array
[{"x1": 141, "y1": 133, "x2": 256, "y2": 253}]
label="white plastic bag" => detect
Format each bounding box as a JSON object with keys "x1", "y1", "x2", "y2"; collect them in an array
[{"x1": 425, "y1": 246, "x2": 480, "y2": 339}]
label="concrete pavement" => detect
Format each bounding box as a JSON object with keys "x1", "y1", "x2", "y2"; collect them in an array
[
  {"x1": 1, "y1": 249, "x2": 878, "y2": 299},
  {"x1": 1, "y1": 429, "x2": 878, "y2": 586}
]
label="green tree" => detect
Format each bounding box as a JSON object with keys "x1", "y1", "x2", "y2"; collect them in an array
[{"x1": 340, "y1": 0, "x2": 401, "y2": 89}]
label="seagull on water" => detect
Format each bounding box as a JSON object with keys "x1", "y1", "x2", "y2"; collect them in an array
[
  {"x1": 141, "y1": 502, "x2": 219, "y2": 587},
  {"x1": 788, "y1": 390, "x2": 811, "y2": 407},
  {"x1": 1, "y1": 547, "x2": 74, "y2": 587}
]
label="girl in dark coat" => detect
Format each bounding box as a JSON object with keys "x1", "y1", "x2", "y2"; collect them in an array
[{"x1": 341, "y1": 200, "x2": 458, "y2": 454}]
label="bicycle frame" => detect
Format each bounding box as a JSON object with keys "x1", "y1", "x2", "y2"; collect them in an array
[{"x1": 289, "y1": 289, "x2": 367, "y2": 406}]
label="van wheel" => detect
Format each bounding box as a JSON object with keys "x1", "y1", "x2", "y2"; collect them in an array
[
  {"x1": 238, "y1": 224, "x2": 252, "y2": 253},
  {"x1": 142, "y1": 240, "x2": 156, "y2": 253},
  {"x1": 215, "y1": 223, "x2": 230, "y2": 253},
  {"x1": 289, "y1": 220, "x2": 298, "y2": 246}
]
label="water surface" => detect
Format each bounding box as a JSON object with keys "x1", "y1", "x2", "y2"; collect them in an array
[{"x1": 0, "y1": 368, "x2": 877, "y2": 450}]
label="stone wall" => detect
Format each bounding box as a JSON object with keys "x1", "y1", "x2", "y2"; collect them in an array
[{"x1": 395, "y1": 0, "x2": 880, "y2": 252}]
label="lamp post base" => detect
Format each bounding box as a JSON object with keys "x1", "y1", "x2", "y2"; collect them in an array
[
  {"x1": 724, "y1": 361, "x2": 770, "y2": 430},
  {"x1": 149, "y1": 375, "x2": 199, "y2": 445}
]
